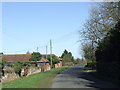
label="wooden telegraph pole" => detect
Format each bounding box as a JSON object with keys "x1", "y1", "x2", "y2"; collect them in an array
[
  {"x1": 37, "y1": 47, "x2": 38, "y2": 52},
  {"x1": 50, "y1": 39, "x2": 52, "y2": 68},
  {"x1": 46, "y1": 45, "x2": 48, "y2": 59}
]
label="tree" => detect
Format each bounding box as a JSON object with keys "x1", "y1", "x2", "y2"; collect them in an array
[
  {"x1": 29, "y1": 52, "x2": 42, "y2": 61},
  {"x1": 79, "y1": 2, "x2": 119, "y2": 70},
  {"x1": 95, "y1": 20, "x2": 120, "y2": 84},
  {"x1": 61, "y1": 49, "x2": 68, "y2": 58},
  {"x1": 26, "y1": 51, "x2": 30, "y2": 54},
  {"x1": 47, "y1": 56, "x2": 59, "y2": 65},
  {"x1": 0, "y1": 52, "x2": 3, "y2": 55},
  {"x1": 75, "y1": 58, "x2": 81, "y2": 64},
  {"x1": 80, "y1": 2, "x2": 119, "y2": 44},
  {"x1": 82, "y1": 43, "x2": 96, "y2": 69},
  {"x1": 82, "y1": 43, "x2": 96, "y2": 61},
  {"x1": 61, "y1": 50, "x2": 74, "y2": 64}
]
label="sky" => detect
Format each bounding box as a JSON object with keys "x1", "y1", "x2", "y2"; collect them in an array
[{"x1": 2, "y1": 2, "x2": 96, "y2": 58}]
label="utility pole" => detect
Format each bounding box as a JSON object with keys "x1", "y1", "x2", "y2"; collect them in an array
[
  {"x1": 50, "y1": 39, "x2": 52, "y2": 67},
  {"x1": 46, "y1": 45, "x2": 48, "y2": 59},
  {"x1": 37, "y1": 47, "x2": 38, "y2": 52}
]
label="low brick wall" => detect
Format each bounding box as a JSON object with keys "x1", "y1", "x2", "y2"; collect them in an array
[
  {"x1": 1, "y1": 67, "x2": 19, "y2": 82},
  {"x1": 1, "y1": 73, "x2": 19, "y2": 82},
  {"x1": 55, "y1": 63, "x2": 61, "y2": 68},
  {"x1": 21, "y1": 66, "x2": 41, "y2": 76},
  {"x1": 21, "y1": 65, "x2": 51, "y2": 76},
  {"x1": 1, "y1": 64, "x2": 51, "y2": 82},
  {"x1": 41, "y1": 65, "x2": 51, "y2": 72}
]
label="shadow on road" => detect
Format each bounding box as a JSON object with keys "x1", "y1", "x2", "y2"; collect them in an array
[
  {"x1": 52, "y1": 65, "x2": 119, "y2": 88},
  {"x1": 77, "y1": 71, "x2": 118, "y2": 88}
]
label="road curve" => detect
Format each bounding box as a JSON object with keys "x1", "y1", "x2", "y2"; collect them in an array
[{"x1": 52, "y1": 65, "x2": 118, "y2": 88}]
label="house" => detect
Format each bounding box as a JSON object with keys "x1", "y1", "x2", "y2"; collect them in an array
[
  {"x1": 1, "y1": 54, "x2": 48, "y2": 66},
  {"x1": 29, "y1": 57, "x2": 49, "y2": 67},
  {"x1": 1, "y1": 54, "x2": 62, "y2": 67},
  {"x1": 1, "y1": 53, "x2": 62, "y2": 81}
]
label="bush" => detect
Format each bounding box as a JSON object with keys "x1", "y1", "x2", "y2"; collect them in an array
[
  {"x1": 0, "y1": 60, "x2": 7, "y2": 77},
  {"x1": 95, "y1": 20, "x2": 120, "y2": 85},
  {"x1": 47, "y1": 56, "x2": 59, "y2": 65},
  {"x1": 85, "y1": 60, "x2": 96, "y2": 69},
  {"x1": 11, "y1": 62, "x2": 23, "y2": 76},
  {"x1": 3, "y1": 67, "x2": 14, "y2": 73}
]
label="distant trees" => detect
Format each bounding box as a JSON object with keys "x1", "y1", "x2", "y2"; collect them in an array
[
  {"x1": 82, "y1": 43, "x2": 96, "y2": 61},
  {"x1": 82, "y1": 43, "x2": 96, "y2": 69},
  {"x1": 75, "y1": 58, "x2": 81, "y2": 64},
  {"x1": 29, "y1": 52, "x2": 42, "y2": 61},
  {"x1": 26, "y1": 51, "x2": 30, "y2": 54},
  {"x1": 61, "y1": 49, "x2": 74, "y2": 65},
  {"x1": 74, "y1": 58, "x2": 87, "y2": 65},
  {"x1": 0, "y1": 52, "x2": 3, "y2": 55}
]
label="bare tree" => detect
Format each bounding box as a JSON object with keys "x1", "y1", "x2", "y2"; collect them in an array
[{"x1": 80, "y1": 2, "x2": 119, "y2": 44}]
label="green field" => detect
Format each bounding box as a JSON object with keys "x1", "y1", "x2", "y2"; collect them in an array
[{"x1": 2, "y1": 66, "x2": 71, "y2": 88}]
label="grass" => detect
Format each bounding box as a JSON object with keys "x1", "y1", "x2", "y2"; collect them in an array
[{"x1": 2, "y1": 66, "x2": 71, "y2": 88}]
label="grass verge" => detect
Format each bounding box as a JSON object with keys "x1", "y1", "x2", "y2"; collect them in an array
[{"x1": 2, "y1": 66, "x2": 71, "y2": 88}]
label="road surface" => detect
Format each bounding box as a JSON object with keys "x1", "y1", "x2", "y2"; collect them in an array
[{"x1": 52, "y1": 65, "x2": 118, "y2": 88}]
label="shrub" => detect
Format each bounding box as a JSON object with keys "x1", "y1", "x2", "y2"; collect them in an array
[
  {"x1": 85, "y1": 60, "x2": 96, "y2": 69},
  {"x1": 11, "y1": 62, "x2": 23, "y2": 76},
  {"x1": 0, "y1": 60, "x2": 7, "y2": 77},
  {"x1": 47, "y1": 56, "x2": 59, "y2": 65},
  {"x1": 3, "y1": 67, "x2": 14, "y2": 73}
]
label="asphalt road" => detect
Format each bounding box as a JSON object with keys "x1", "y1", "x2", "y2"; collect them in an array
[{"x1": 52, "y1": 65, "x2": 118, "y2": 88}]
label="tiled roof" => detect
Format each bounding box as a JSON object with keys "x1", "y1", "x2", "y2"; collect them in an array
[
  {"x1": 1, "y1": 54, "x2": 61, "y2": 62},
  {"x1": 29, "y1": 58, "x2": 49, "y2": 63},
  {"x1": 2, "y1": 54, "x2": 31, "y2": 62},
  {"x1": 39, "y1": 57, "x2": 49, "y2": 62}
]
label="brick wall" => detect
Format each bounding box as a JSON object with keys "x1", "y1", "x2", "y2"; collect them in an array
[
  {"x1": 55, "y1": 63, "x2": 62, "y2": 68},
  {"x1": 1, "y1": 64, "x2": 51, "y2": 82},
  {"x1": 1, "y1": 67, "x2": 19, "y2": 82}
]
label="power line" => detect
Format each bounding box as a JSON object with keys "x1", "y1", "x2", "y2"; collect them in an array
[
  {"x1": 3, "y1": 30, "x2": 79, "y2": 54},
  {"x1": 3, "y1": 47, "x2": 36, "y2": 53},
  {"x1": 3, "y1": 45, "x2": 46, "y2": 53},
  {"x1": 53, "y1": 30, "x2": 78, "y2": 44}
]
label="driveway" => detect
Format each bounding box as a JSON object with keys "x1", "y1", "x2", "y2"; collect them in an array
[{"x1": 52, "y1": 65, "x2": 118, "y2": 88}]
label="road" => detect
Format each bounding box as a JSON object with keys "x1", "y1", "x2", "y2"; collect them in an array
[{"x1": 52, "y1": 65, "x2": 118, "y2": 88}]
